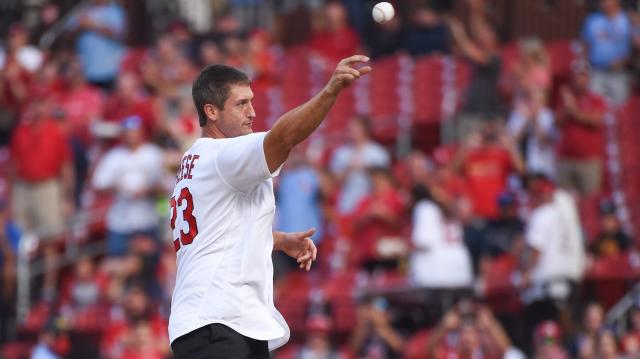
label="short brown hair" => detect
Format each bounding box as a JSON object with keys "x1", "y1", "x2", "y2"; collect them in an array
[{"x1": 192, "y1": 64, "x2": 250, "y2": 127}]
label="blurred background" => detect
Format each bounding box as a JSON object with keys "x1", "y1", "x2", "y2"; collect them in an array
[{"x1": 1, "y1": 0, "x2": 640, "y2": 358}]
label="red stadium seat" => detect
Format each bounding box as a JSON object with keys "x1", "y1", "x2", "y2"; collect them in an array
[{"x1": 1, "y1": 341, "x2": 34, "y2": 359}]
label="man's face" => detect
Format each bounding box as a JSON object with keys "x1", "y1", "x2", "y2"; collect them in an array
[
  {"x1": 216, "y1": 85, "x2": 255, "y2": 137},
  {"x1": 601, "y1": 0, "x2": 620, "y2": 15}
]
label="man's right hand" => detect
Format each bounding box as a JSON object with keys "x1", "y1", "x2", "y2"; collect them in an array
[{"x1": 324, "y1": 55, "x2": 372, "y2": 96}]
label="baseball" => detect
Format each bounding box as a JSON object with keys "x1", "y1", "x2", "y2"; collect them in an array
[{"x1": 372, "y1": 2, "x2": 395, "y2": 24}]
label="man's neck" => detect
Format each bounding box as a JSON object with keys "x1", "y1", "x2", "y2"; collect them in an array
[{"x1": 201, "y1": 125, "x2": 226, "y2": 139}]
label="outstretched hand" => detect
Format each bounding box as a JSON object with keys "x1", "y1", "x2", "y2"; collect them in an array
[
  {"x1": 276, "y1": 228, "x2": 317, "y2": 271},
  {"x1": 325, "y1": 55, "x2": 372, "y2": 96}
]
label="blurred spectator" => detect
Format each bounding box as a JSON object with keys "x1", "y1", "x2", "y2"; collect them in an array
[
  {"x1": 295, "y1": 314, "x2": 343, "y2": 359},
  {"x1": 0, "y1": 25, "x2": 39, "y2": 141},
  {"x1": 91, "y1": 116, "x2": 164, "y2": 256},
  {"x1": 426, "y1": 302, "x2": 514, "y2": 359},
  {"x1": 447, "y1": 15, "x2": 502, "y2": 141},
  {"x1": 104, "y1": 72, "x2": 159, "y2": 139},
  {"x1": 597, "y1": 329, "x2": 624, "y2": 359},
  {"x1": 9, "y1": 92, "x2": 73, "y2": 300},
  {"x1": 101, "y1": 283, "x2": 169, "y2": 359},
  {"x1": 140, "y1": 33, "x2": 196, "y2": 102},
  {"x1": 409, "y1": 184, "x2": 473, "y2": 289},
  {"x1": 65, "y1": 0, "x2": 126, "y2": 91},
  {"x1": 452, "y1": 123, "x2": 524, "y2": 220},
  {"x1": 479, "y1": 191, "x2": 524, "y2": 273},
  {"x1": 401, "y1": 6, "x2": 450, "y2": 57},
  {"x1": 57, "y1": 58, "x2": 105, "y2": 203},
  {"x1": 350, "y1": 167, "x2": 405, "y2": 269},
  {"x1": 570, "y1": 302, "x2": 605, "y2": 357},
  {"x1": 198, "y1": 39, "x2": 226, "y2": 67},
  {"x1": 330, "y1": 117, "x2": 390, "y2": 215},
  {"x1": 556, "y1": 61, "x2": 607, "y2": 196},
  {"x1": 60, "y1": 256, "x2": 104, "y2": 311},
  {"x1": 511, "y1": 38, "x2": 552, "y2": 100},
  {"x1": 507, "y1": 88, "x2": 557, "y2": 179},
  {"x1": 521, "y1": 177, "x2": 580, "y2": 353},
  {"x1": 533, "y1": 321, "x2": 569, "y2": 359},
  {"x1": 4, "y1": 24, "x2": 44, "y2": 74},
  {"x1": 310, "y1": 2, "x2": 361, "y2": 64},
  {"x1": 30, "y1": 318, "x2": 70, "y2": 359},
  {"x1": 276, "y1": 150, "x2": 323, "y2": 243},
  {"x1": 350, "y1": 297, "x2": 404, "y2": 358},
  {"x1": 245, "y1": 29, "x2": 278, "y2": 90},
  {"x1": 581, "y1": 0, "x2": 632, "y2": 105},
  {"x1": 589, "y1": 199, "x2": 632, "y2": 258},
  {"x1": 620, "y1": 303, "x2": 640, "y2": 358}
]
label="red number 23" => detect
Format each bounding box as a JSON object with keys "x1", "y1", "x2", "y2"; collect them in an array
[{"x1": 170, "y1": 187, "x2": 199, "y2": 252}]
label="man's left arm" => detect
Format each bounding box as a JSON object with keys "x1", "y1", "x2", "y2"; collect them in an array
[{"x1": 273, "y1": 229, "x2": 317, "y2": 271}]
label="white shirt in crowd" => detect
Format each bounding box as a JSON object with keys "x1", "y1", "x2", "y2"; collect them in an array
[
  {"x1": 507, "y1": 107, "x2": 557, "y2": 179},
  {"x1": 409, "y1": 200, "x2": 473, "y2": 288},
  {"x1": 92, "y1": 143, "x2": 164, "y2": 234},
  {"x1": 168, "y1": 132, "x2": 289, "y2": 351},
  {"x1": 330, "y1": 142, "x2": 390, "y2": 214},
  {"x1": 525, "y1": 202, "x2": 573, "y2": 285},
  {"x1": 553, "y1": 189, "x2": 585, "y2": 281}
]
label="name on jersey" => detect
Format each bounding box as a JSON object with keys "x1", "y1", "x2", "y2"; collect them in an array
[{"x1": 176, "y1": 154, "x2": 200, "y2": 182}]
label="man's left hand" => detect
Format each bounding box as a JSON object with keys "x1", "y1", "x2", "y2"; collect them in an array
[{"x1": 275, "y1": 228, "x2": 317, "y2": 271}]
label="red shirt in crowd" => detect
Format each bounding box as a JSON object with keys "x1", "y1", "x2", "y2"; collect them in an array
[
  {"x1": 310, "y1": 27, "x2": 360, "y2": 64},
  {"x1": 104, "y1": 93, "x2": 157, "y2": 139},
  {"x1": 350, "y1": 188, "x2": 405, "y2": 263},
  {"x1": 462, "y1": 147, "x2": 514, "y2": 219},
  {"x1": 10, "y1": 117, "x2": 70, "y2": 182},
  {"x1": 557, "y1": 92, "x2": 607, "y2": 160},
  {"x1": 101, "y1": 315, "x2": 168, "y2": 359},
  {"x1": 58, "y1": 84, "x2": 104, "y2": 145}
]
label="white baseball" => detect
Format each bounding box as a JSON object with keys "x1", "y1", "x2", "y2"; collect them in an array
[{"x1": 372, "y1": 2, "x2": 395, "y2": 24}]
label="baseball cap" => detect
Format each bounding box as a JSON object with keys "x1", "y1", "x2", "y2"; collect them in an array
[
  {"x1": 121, "y1": 115, "x2": 142, "y2": 130},
  {"x1": 599, "y1": 199, "x2": 616, "y2": 215}
]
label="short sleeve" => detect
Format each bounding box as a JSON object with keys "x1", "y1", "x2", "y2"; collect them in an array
[
  {"x1": 506, "y1": 109, "x2": 527, "y2": 137},
  {"x1": 92, "y1": 150, "x2": 120, "y2": 190},
  {"x1": 215, "y1": 132, "x2": 281, "y2": 192}
]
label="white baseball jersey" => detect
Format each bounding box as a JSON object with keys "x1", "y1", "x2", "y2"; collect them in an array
[{"x1": 168, "y1": 132, "x2": 289, "y2": 351}]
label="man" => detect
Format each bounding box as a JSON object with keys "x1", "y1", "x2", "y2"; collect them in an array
[
  {"x1": 168, "y1": 55, "x2": 371, "y2": 358},
  {"x1": 556, "y1": 61, "x2": 607, "y2": 196},
  {"x1": 329, "y1": 116, "x2": 390, "y2": 215},
  {"x1": 66, "y1": 0, "x2": 126, "y2": 91},
  {"x1": 92, "y1": 116, "x2": 164, "y2": 257},
  {"x1": 520, "y1": 176, "x2": 582, "y2": 354},
  {"x1": 581, "y1": 0, "x2": 632, "y2": 105}
]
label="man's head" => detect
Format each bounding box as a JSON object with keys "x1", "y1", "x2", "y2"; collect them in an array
[
  {"x1": 121, "y1": 115, "x2": 145, "y2": 148},
  {"x1": 192, "y1": 65, "x2": 254, "y2": 137},
  {"x1": 600, "y1": 0, "x2": 621, "y2": 16},
  {"x1": 571, "y1": 60, "x2": 591, "y2": 93},
  {"x1": 349, "y1": 116, "x2": 373, "y2": 145}
]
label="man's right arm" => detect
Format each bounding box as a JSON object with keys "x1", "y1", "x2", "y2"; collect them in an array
[{"x1": 263, "y1": 55, "x2": 371, "y2": 173}]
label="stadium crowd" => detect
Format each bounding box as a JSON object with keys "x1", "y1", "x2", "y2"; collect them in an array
[{"x1": 1, "y1": 0, "x2": 640, "y2": 358}]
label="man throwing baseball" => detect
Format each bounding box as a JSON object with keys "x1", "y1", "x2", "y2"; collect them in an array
[{"x1": 168, "y1": 55, "x2": 372, "y2": 359}]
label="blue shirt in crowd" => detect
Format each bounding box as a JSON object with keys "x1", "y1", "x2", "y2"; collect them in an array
[
  {"x1": 67, "y1": 1, "x2": 126, "y2": 82},
  {"x1": 276, "y1": 166, "x2": 323, "y2": 243},
  {"x1": 582, "y1": 11, "x2": 631, "y2": 70}
]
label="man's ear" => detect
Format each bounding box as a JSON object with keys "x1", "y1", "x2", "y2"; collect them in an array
[{"x1": 204, "y1": 104, "x2": 218, "y2": 122}]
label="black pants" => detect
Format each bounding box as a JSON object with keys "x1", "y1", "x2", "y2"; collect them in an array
[{"x1": 171, "y1": 323, "x2": 270, "y2": 359}]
